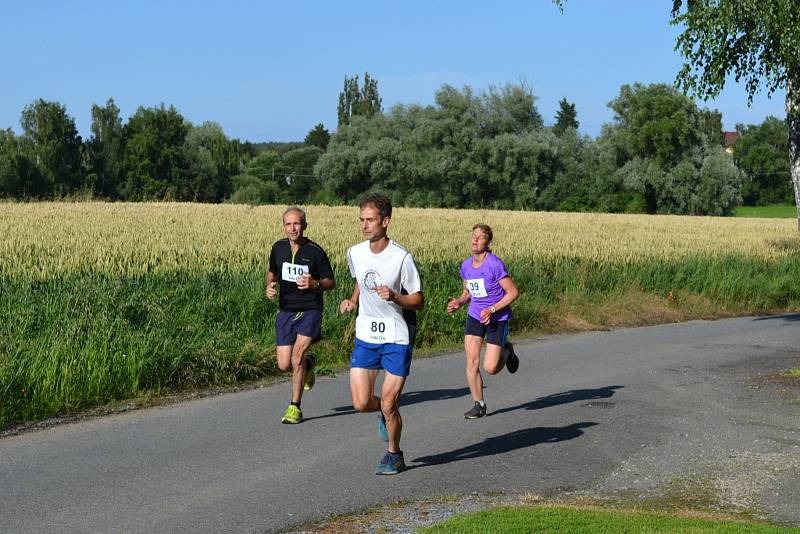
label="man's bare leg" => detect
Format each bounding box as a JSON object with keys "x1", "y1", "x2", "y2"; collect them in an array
[
  {"x1": 350, "y1": 367, "x2": 380, "y2": 412},
  {"x1": 380, "y1": 371, "x2": 407, "y2": 453}
]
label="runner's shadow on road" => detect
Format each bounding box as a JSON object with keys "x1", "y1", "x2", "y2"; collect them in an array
[
  {"x1": 400, "y1": 387, "x2": 471, "y2": 406},
  {"x1": 411, "y1": 422, "x2": 599, "y2": 467},
  {"x1": 302, "y1": 409, "x2": 357, "y2": 422},
  {"x1": 319, "y1": 387, "x2": 472, "y2": 419},
  {"x1": 490, "y1": 385, "x2": 623, "y2": 417}
]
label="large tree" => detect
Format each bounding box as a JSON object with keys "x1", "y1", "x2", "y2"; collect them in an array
[
  {"x1": 603, "y1": 83, "x2": 707, "y2": 167},
  {"x1": 734, "y1": 116, "x2": 791, "y2": 205},
  {"x1": 183, "y1": 121, "x2": 240, "y2": 202},
  {"x1": 337, "y1": 72, "x2": 383, "y2": 128},
  {"x1": 553, "y1": 97, "x2": 579, "y2": 135},
  {"x1": 86, "y1": 98, "x2": 124, "y2": 198},
  {"x1": 317, "y1": 82, "x2": 552, "y2": 208},
  {"x1": 599, "y1": 83, "x2": 741, "y2": 215},
  {"x1": 20, "y1": 99, "x2": 83, "y2": 196},
  {"x1": 304, "y1": 123, "x2": 330, "y2": 151},
  {"x1": 670, "y1": 0, "x2": 800, "y2": 228},
  {"x1": 121, "y1": 104, "x2": 188, "y2": 200},
  {"x1": 0, "y1": 129, "x2": 42, "y2": 198}
]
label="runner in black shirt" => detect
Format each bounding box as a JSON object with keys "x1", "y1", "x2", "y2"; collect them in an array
[{"x1": 266, "y1": 207, "x2": 335, "y2": 424}]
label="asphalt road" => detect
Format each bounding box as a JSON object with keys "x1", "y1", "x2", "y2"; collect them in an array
[{"x1": 2, "y1": 315, "x2": 799, "y2": 533}]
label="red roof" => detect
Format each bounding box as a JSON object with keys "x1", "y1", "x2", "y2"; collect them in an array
[{"x1": 723, "y1": 131, "x2": 738, "y2": 147}]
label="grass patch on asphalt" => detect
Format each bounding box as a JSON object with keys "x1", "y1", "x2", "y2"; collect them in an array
[{"x1": 419, "y1": 504, "x2": 798, "y2": 533}]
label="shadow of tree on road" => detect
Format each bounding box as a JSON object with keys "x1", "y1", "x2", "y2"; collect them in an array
[
  {"x1": 753, "y1": 313, "x2": 800, "y2": 323},
  {"x1": 412, "y1": 422, "x2": 599, "y2": 467},
  {"x1": 490, "y1": 385, "x2": 624, "y2": 417}
]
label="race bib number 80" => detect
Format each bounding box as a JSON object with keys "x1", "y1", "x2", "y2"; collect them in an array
[
  {"x1": 282, "y1": 262, "x2": 308, "y2": 283},
  {"x1": 466, "y1": 278, "x2": 488, "y2": 298},
  {"x1": 356, "y1": 315, "x2": 396, "y2": 344}
]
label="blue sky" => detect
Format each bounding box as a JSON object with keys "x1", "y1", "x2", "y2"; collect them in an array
[{"x1": 1, "y1": 1, "x2": 787, "y2": 142}]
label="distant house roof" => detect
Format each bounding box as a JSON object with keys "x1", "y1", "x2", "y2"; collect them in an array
[{"x1": 723, "y1": 131, "x2": 738, "y2": 148}]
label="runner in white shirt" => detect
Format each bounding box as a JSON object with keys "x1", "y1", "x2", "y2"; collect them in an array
[{"x1": 340, "y1": 194, "x2": 424, "y2": 475}]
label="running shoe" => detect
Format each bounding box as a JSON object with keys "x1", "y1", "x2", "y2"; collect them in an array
[
  {"x1": 304, "y1": 353, "x2": 317, "y2": 391},
  {"x1": 375, "y1": 451, "x2": 406, "y2": 475},
  {"x1": 378, "y1": 412, "x2": 389, "y2": 442},
  {"x1": 505, "y1": 341, "x2": 520, "y2": 374},
  {"x1": 281, "y1": 404, "x2": 302, "y2": 424},
  {"x1": 464, "y1": 401, "x2": 486, "y2": 419}
]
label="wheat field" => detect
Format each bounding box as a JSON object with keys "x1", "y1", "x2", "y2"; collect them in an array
[
  {"x1": 1, "y1": 202, "x2": 799, "y2": 426},
  {"x1": 1, "y1": 202, "x2": 796, "y2": 279}
]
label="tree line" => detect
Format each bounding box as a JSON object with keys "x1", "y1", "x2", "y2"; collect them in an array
[
  {"x1": 0, "y1": 97, "x2": 333, "y2": 203},
  {"x1": 0, "y1": 75, "x2": 791, "y2": 215}
]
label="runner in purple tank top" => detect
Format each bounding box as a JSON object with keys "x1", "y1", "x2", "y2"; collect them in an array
[{"x1": 446, "y1": 224, "x2": 520, "y2": 419}]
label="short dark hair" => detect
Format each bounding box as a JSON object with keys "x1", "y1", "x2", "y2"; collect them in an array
[
  {"x1": 283, "y1": 206, "x2": 307, "y2": 225},
  {"x1": 472, "y1": 223, "x2": 493, "y2": 243},
  {"x1": 359, "y1": 193, "x2": 392, "y2": 220}
]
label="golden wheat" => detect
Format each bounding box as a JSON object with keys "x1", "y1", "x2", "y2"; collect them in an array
[{"x1": 0, "y1": 202, "x2": 796, "y2": 279}]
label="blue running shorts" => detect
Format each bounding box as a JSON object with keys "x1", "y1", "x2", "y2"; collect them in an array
[{"x1": 350, "y1": 338, "x2": 413, "y2": 377}]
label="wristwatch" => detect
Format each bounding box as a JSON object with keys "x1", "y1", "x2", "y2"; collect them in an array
[{"x1": 490, "y1": 306, "x2": 497, "y2": 313}]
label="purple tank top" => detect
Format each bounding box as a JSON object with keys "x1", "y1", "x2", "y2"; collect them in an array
[{"x1": 459, "y1": 252, "x2": 512, "y2": 322}]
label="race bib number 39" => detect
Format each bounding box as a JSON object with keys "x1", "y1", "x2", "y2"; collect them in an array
[
  {"x1": 466, "y1": 278, "x2": 488, "y2": 298},
  {"x1": 282, "y1": 262, "x2": 308, "y2": 283},
  {"x1": 356, "y1": 315, "x2": 396, "y2": 344}
]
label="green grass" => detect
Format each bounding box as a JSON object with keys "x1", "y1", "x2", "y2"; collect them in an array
[
  {"x1": 735, "y1": 205, "x2": 796, "y2": 218},
  {"x1": 3, "y1": 253, "x2": 800, "y2": 427},
  {"x1": 420, "y1": 505, "x2": 798, "y2": 533}
]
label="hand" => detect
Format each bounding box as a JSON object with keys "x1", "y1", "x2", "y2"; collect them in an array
[
  {"x1": 479, "y1": 307, "x2": 493, "y2": 325},
  {"x1": 375, "y1": 285, "x2": 395, "y2": 302},
  {"x1": 446, "y1": 297, "x2": 461, "y2": 315},
  {"x1": 297, "y1": 274, "x2": 314, "y2": 290},
  {"x1": 340, "y1": 299, "x2": 356, "y2": 314},
  {"x1": 266, "y1": 281, "x2": 277, "y2": 300}
]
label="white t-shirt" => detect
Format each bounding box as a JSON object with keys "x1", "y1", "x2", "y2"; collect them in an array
[{"x1": 347, "y1": 240, "x2": 422, "y2": 345}]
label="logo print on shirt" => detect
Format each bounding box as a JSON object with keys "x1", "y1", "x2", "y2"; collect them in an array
[{"x1": 362, "y1": 270, "x2": 382, "y2": 292}]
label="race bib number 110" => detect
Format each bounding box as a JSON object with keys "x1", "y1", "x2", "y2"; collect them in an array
[{"x1": 282, "y1": 262, "x2": 308, "y2": 283}]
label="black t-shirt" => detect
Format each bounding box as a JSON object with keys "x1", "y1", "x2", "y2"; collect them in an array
[{"x1": 268, "y1": 238, "x2": 335, "y2": 311}]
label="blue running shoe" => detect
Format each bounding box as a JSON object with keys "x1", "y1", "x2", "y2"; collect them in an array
[
  {"x1": 377, "y1": 413, "x2": 389, "y2": 442},
  {"x1": 376, "y1": 451, "x2": 405, "y2": 475}
]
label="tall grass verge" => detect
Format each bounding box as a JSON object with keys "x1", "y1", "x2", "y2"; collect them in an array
[{"x1": 3, "y1": 253, "x2": 800, "y2": 426}]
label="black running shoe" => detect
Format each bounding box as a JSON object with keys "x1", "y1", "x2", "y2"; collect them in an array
[
  {"x1": 304, "y1": 353, "x2": 317, "y2": 390},
  {"x1": 505, "y1": 342, "x2": 519, "y2": 374},
  {"x1": 305, "y1": 352, "x2": 317, "y2": 371},
  {"x1": 464, "y1": 401, "x2": 486, "y2": 419}
]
